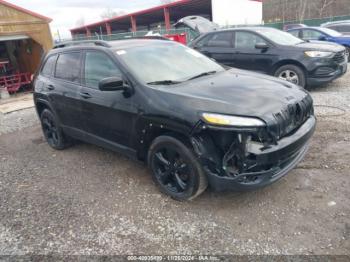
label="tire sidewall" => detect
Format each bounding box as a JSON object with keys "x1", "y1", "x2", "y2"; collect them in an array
[
  {"x1": 275, "y1": 64, "x2": 306, "y2": 88},
  {"x1": 148, "y1": 136, "x2": 206, "y2": 201},
  {"x1": 40, "y1": 109, "x2": 66, "y2": 150}
]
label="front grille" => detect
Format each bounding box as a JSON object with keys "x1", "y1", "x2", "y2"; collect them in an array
[
  {"x1": 272, "y1": 95, "x2": 313, "y2": 139},
  {"x1": 333, "y1": 51, "x2": 346, "y2": 64}
]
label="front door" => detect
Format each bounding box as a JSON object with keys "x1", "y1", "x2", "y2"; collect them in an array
[
  {"x1": 232, "y1": 31, "x2": 275, "y2": 73},
  {"x1": 79, "y1": 50, "x2": 136, "y2": 148}
]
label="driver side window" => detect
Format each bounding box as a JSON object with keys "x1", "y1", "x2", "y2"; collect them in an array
[
  {"x1": 234, "y1": 31, "x2": 267, "y2": 49},
  {"x1": 84, "y1": 51, "x2": 122, "y2": 89}
]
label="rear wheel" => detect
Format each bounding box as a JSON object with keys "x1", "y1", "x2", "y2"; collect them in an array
[
  {"x1": 148, "y1": 136, "x2": 208, "y2": 201},
  {"x1": 274, "y1": 64, "x2": 306, "y2": 88},
  {"x1": 40, "y1": 109, "x2": 71, "y2": 150}
]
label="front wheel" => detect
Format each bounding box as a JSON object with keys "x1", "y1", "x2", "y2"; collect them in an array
[
  {"x1": 148, "y1": 136, "x2": 208, "y2": 201},
  {"x1": 274, "y1": 64, "x2": 306, "y2": 88}
]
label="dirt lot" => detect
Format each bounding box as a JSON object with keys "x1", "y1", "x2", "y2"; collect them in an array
[{"x1": 0, "y1": 71, "x2": 350, "y2": 256}]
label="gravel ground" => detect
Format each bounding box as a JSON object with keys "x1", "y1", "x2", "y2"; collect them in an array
[{"x1": 0, "y1": 71, "x2": 350, "y2": 256}]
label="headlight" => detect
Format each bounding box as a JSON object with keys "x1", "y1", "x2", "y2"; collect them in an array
[
  {"x1": 202, "y1": 113, "x2": 265, "y2": 127},
  {"x1": 304, "y1": 51, "x2": 333, "y2": 58}
]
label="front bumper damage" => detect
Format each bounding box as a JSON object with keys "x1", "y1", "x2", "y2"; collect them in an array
[{"x1": 191, "y1": 116, "x2": 316, "y2": 192}]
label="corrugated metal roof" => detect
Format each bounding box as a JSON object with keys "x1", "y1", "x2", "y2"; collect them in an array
[{"x1": 71, "y1": 0, "x2": 211, "y2": 32}]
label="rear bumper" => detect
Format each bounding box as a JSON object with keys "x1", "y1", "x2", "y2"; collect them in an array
[{"x1": 206, "y1": 116, "x2": 316, "y2": 192}]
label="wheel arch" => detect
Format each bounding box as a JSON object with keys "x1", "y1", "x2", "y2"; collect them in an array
[
  {"x1": 35, "y1": 99, "x2": 61, "y2": 123},
  {"x1": 135, "y1": 119, "x2": 193, "y2": 163},
  {"x1": 35, "y1": 99, "x2": 53, "y2": 116},
  {"x1": 271, "y1": 60, "x2": 308, "y2": 76}
]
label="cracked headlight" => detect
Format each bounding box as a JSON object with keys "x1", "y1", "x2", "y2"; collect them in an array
[
  {"x1": 304, "y1": 51, "x2": 333, "y2": 58},
  {"x1": 202, "y1": 113, "x2": 266, "y2": 127}
]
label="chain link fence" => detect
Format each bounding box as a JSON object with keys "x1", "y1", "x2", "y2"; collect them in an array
[
  {"x1": 264, "y1": 15, "x2": 350, "y2": 29},
  {"x1": 59, "y1": 28, "x2": 198, "y2": 44}
]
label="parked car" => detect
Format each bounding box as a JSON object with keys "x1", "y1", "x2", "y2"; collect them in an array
[
  {"x1": 321, "y1": 20, "x2": 350, "y2": 35},
  {"x1": 283, "y1": 24, "x2": 307, "y2": 31},
  {"x1": 287, "y1": 27, "x2": 350, "y2": 57},
  {"x1": 189, "y1": 27, "x2": 348, "y2": 88},
  {"x1": 34, "y1": 39, "x2": 316, "y2": 201}
]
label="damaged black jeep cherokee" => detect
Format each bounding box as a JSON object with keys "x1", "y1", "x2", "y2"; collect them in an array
[{"x1": 34, "y1": 39, "x2": 316, "y2": 201}]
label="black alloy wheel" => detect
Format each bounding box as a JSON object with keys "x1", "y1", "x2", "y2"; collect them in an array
[
  {"x1": 148, "y1": 136, "x2": 208, "y2": 201},
  {"x1": 40, "y1": 109, "x2": 71, "y2": 150},
  {"x1": 153, "y1": 147, "x2": 190, "y2": 194}
]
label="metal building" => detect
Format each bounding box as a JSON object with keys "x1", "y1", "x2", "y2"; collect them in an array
[{"x1": 70, "y1": 0, "x2": 262, "y2": 39}]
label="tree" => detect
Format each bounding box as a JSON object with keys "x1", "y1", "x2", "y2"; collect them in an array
[
  {"x1": 75, "y1": 16, "x2": 85, "y2": 27},
  {"x1": 100, "y1": 8, "x2": 126, "y2": 20},
  {"x1": 160, "y1": 0, "x2": 176, "y2": 4},
  {"x1": 317, "y1": 0, "x2": 336, "y2": 17}
]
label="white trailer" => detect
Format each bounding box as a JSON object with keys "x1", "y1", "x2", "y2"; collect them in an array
[{"x1": 211, "y1": 0, "x2": 263, "y2": 26}]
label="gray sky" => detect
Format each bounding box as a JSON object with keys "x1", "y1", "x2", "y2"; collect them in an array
[{"x1": 8, "y1": 0, "x2": 164, "y2": 39}]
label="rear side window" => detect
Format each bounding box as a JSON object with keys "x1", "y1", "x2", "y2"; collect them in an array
[
  {"x1": 55, "y1": 52, "x2": 81, "y2": 83},
  {"x1": 41, "y1": 55, "x2": 56, "y2": 77},
  {"x1": 207, "y1": 32, "x2": 233, "y2": 47},
  {"x1": 194, "y1": 34, "x2": 213, "y2": 48},
  {"x1": 289, "y1": 30, "x2": 300, "y2": 38},
  {"x1": 84, "y1": 51, "x2": 122, "y2": 89},
  {"x1": 336, "y1": 25, "x2": 350, "y2": 33}
]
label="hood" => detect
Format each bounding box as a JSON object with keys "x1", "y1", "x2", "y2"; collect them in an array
[
  {"x1": 174, "y1": 16, "x2": 219, "y2": 34},
  {"x1": 293, "y1": 41, "x2": 345, "y2": 52},
  {"x1": 155, "y1": 69, "x2": 310, "y2": 124},
  {"x1": 332, "y1": 36, "x2": 350, "y2": 44}
]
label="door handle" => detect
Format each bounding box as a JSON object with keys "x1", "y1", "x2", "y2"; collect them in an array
[
  {"x1": 80, "y1": 92, "x2": 92, "y2": 99},
  {"x1": 47, "y1": 84, "x2": 55, "y2": 90}
]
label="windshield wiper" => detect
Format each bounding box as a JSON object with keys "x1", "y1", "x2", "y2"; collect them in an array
[
  {"x1": 147, "y1": 80, "x2": 181, "y2": 85},
  {"x1": 187, "y1": 71, "x2": 217, "y2": 81}
]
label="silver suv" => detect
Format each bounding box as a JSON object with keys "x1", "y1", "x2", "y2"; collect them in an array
[{"x1": 322, "y1": 20, "x2": 350, "y2": 35}]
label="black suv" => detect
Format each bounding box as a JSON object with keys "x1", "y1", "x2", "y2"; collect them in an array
[
  {"x1": 34, "y1": 39, "x2": 316, "y2": 201},
  {"x1": 189, "y1": 27, "x2": 348, "y2": 88}
]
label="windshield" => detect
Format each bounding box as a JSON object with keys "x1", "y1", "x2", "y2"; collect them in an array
[
  {"x1": 318, "y1": 27, "x2": 342, "y2": 37},
  {"x1": 115, "y1": 42, "x2": 225, "y2": 84},
  {"x1": 256, "y1": 28, "x2": 304, "y2": 45}
]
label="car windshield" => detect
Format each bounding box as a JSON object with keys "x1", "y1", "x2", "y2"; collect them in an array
[
  {"x1": 115, "y1": 42, "x2": 225, "y2": 85},
  {"x1": 317, "y1": 27, "x2": 342, "y2": 37},
  {"x1": 256, "y1": 28, "x2": 304, "y2": 45}
]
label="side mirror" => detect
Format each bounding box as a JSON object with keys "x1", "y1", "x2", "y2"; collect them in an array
[
  {"x1": 255, "y1": 43, "x2": 269, "y2": 50},
  {"x1": 99, "y1": 77, "x2": 125, "y2": 91},
  {"x1": 318, "y1": 35, "x2": 327, "y2": 41}
]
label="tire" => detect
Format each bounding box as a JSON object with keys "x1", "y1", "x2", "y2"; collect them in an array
[
  {"x1": 148, "y1": 135, "x2": 208, "y2": 201},
  {"x1": 40, "y1": 109, "x2": 71, "y2": 150},
  {"x1": 274, "y1": 64, "x2": 306, "y2": 88},
  {"x1": 346, "y1": 46, "x2": 350, "y2": 60}
]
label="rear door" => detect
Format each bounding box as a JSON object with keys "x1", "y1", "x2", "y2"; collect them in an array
[
  {"x1": 193, "y1": 31, "x2": 236, "y2": 67},
  {"x1": 50, "y1": 51, "x2": 84, "y2": 130},
  {"x1": 232, "y1": 31, "x2": 276, "y2": 73},
  {"x1": 80, "y1": 50, "x2": 136, "y2": 148}
]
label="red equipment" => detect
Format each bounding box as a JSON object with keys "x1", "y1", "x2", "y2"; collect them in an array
[
  {"x1": 164, "y1": 33, "x2": 187, "y2": 45},
  {"x1": 0, "y1": 72, "x2": 32, "y2": 93}
]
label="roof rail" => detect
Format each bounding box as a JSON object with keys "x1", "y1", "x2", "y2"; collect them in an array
[{"x1": 53, "y1": 40, "x2": 111, "y2": 49}]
